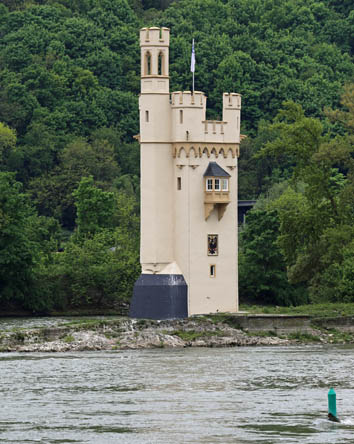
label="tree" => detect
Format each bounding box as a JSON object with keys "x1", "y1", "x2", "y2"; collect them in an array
[
  {"x1": 0, "y1": 122, "x2": 16, "y2": 165},
  {"x1": 0, "y1": 173, "x2": 45, "y2": 304},
  {"x1": 40, "y1": 178, "x2": 140, "y2": 310},
  {"x1": 239, "y1": 209, "x2": 308, "y2": 306},
  {"x1": 259, "y1": 95, "x2": 354, "y2": 301},
  {"x1": 73, "y1": 176, "x2": 116, "y2": 237}
]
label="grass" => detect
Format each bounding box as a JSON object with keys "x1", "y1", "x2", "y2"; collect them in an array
[
  {"x1": 170, "y1": 329, "x2": 226, "y2": 341},
  {"x1": 287, "y1": 332, "x2": 322, "y2": 342},
  {"x1": 239, "y1": 303, "x2": 354, "y2": 318},
  {"x1": 58, "y1": 318, "x2": 126, "y2": 330},
  {"x1": 63, "y1": 334, "x2": 75, "y2": 343},
  {"x1": 316, "y1": 328, "x2": 354, "y2": 344},
  {"x1": 246, "y1": 330, "x2": 278, "y2": 338}
]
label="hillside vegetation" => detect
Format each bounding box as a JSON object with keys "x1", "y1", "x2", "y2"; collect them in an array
[{"x1": 0, "y1": 0, "x2": 353, "y2": 312}]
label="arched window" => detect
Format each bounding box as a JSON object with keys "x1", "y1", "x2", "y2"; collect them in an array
[
  {"x1": 145, "y1": 51, "x2": 152, "y2": 75},
  {"x1": 158, "y1": 51, "x2": 164, "y2": 75}
]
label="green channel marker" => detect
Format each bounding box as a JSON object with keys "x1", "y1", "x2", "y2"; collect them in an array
[{"x1": 328, "y1": 387, "x2": 340, "y2": 422}]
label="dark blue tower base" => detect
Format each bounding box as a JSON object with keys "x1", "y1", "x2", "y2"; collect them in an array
[{"x1": 130, "y1": 274, "x2": 188, "y2": 320}]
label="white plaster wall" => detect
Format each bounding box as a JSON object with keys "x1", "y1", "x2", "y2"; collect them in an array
[
  {"x1": 173, "y1": 151, "x2": 238, "y2": 315},
  {"x1": 140, "y1": 142, "x2": 174, "y2": 268}
]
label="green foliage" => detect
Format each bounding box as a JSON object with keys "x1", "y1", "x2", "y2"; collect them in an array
[
  {"x1": 43, "y1": 225, "x2": 139, "y2": 310},
  {"x1": 259, "y1": 93, "x2": 354, "y2": 302},
  {"x1": 239, "y1": 303, "x2": 354, "y2": 318},
  {"x1": 28, "y1": 136, "x2": 121, "y2": 229},
  {"x1": 35, "y1": 179, "x2": 140, "y2": 311},
  {"x1": 0, "y1": 172, "x2": 38, "y2": 301},
  {"x1": 287, "y1": 332, "x2": 321, "y2": 342},
  {"x1": 0, "y1": 172, "x2": 59, "y2": 309},
  {"x1": 162, "y1": 0, "x2": 353, "y2": 133},
  {"x1": 0, "y1": 122, "x2": 16, "y2": 164},
  {"x1": 239, "y1": 209, "x2": 308, "y2": 306},
  {"x1": 73, "y1": 176, "x2": 116, "y2": 236},
  {"x1": 0, "y1": 0, "x2": 353, "y2": 312}
]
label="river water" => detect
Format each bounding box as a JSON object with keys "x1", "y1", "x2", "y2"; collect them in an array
[{"x1": 1, "y1": 328, "x2": 354, "y2": 443}]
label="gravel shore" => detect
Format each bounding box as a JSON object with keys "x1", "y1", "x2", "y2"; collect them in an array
[{"x1": 1, "y1": 315, "x2": 348, "y2": 352}]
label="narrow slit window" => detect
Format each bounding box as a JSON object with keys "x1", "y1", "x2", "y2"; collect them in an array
[
  {"x1": 177, "y1": 177, "x2": 181, "y2": 190},
  {"x1": 145, "y1": 110, "x2": 149, "y2": 122},
  {"x1": 214, "y1": 178, "x2": 220, "y2": 191},
  {"x1": 206, "y1": 178, "x2": 213, "y2": 191},
  {"x1": 210, "y1": 265, "x2": 216, "y2": 278},
  {"x1": 180, "y1": 110, "x2": 183, "y2": 124},
  {"x1": 158, "y1": 52, "x2": 164, "y2": 75},
  {"x1": 222, "y1": 178, "x2": 228, "y2": 191},
  {"x1": 145, "y1": 52, "x2": 152, "y2": 75}
]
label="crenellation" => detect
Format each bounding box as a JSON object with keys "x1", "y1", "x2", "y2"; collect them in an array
[
  {"x1": 223, "y1": 92, "x2": 241, "y2": 110},
  {"x1": 140, "y1": 27, "x2": 170, "y2": 46},
  {"x1": 171, "y1": 91, "x2": 205, "y2": 108},
  {"x1": 202, "y1": 120, "x2": 226, "y2": 135}
]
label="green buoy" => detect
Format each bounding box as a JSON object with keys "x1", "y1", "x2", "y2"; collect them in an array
[{"x1": 328, "y1": 387, "x2": 340, "y2": 422}]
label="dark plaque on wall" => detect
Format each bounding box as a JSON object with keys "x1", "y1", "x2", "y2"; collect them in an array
[{"x1": 208, "y1": 234, "x2": 218, "y2": 256}]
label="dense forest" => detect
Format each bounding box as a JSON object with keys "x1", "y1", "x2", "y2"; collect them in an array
[{"x1": 0, "y1": 0, "x2": 353, "y2": 312}]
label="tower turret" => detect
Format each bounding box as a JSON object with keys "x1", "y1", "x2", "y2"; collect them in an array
[
  {"x1": 222, "y1": 93, "x2": 241, "y2": 142},
  {"x1": 130, "y1": 27, "x2": 241, "y2": 320},
  {"x1": 140, "y1": 27, "x2": 169, "y2": 94}
]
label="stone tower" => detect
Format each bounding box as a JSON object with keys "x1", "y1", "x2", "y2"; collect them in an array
[{"x1": 130, "y1": 27, "x2": 241, "y2": 319}]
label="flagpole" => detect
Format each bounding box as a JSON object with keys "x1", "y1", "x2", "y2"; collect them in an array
[{"x1": 191, "y1": 38, "x2": 195, "y2": 95}]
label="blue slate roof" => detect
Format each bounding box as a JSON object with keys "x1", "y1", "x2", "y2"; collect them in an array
[{"x1": 203, "y1": 161, "x2": 230, "y2": 177}]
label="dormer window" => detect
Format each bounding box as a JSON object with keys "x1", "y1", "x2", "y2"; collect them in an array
[
  {"x1": 203, "y1": 162, "x2": 231, "y2": 221},
  {"x1": 205, "y1": 178, "x2": 229, "y2": 192}
]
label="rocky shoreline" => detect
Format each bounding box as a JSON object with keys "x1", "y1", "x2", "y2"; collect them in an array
[{"x1": 1, "y1": 315, "x2": 353, "y2": 352}]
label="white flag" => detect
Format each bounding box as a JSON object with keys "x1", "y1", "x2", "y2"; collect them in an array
[{"x1": 190, "y1": 39, "x2": 195, "y2": 73}]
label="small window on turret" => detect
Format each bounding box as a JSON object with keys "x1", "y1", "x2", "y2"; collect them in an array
[
  {"x1": 145, "y1": 52, "x2": 152, "y2": 75},
  {"x1": 177, "y1": 177, "x2": 181, "y2": 190},
  {"x1": 180, "y1": 110, "x2": 183, "y2": 124},
  {"x1": 214, "y1": 179, "x2": 220, "y2": 191},
  {"x1": 145, "y1": 110, "x2": 149, "y2": 122},
  {"x1": 206, "y1": 179, "x2": 213, "y2": 191},
  {"x1": 158, "y1": 52, "x2": 164, "y2": 75}
]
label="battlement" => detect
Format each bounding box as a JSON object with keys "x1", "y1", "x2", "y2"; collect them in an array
[
  {"x1": 223, "y1": 93, "x2": 241, "y2": 110},
  {"x1": 170, "y1": 92, "x2": 241, "y2": 143},
  {"x1": 202, "y1": 120, "x2": 226, "y2": 135},
  {"x1": 171, "y1": 91, "x2": 206, "y2": 108},
  {"x1": 140, "y1": 27, "x2": 170, "y2": 47}
]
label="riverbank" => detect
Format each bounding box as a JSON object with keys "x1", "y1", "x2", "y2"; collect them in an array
[{"x1": 1, "y1": 313, "x2": 354, "y2": 352}]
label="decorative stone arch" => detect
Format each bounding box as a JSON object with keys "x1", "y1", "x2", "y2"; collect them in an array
[
  {"x1": 178, "y1": 147, "x2": 188, "y2": 159},
  {"x1": 189, "y1": 147, "x2": 197, "y2": 158},
  {"x1": 202, "y1": 147, "x2": 210, "y2": 158},
  {"x1": 172, "y1": 143, "x2": 239, "y2": 159},
  {"x1": 227, "y1": 147, "x2": 235, "y2": 158}
]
